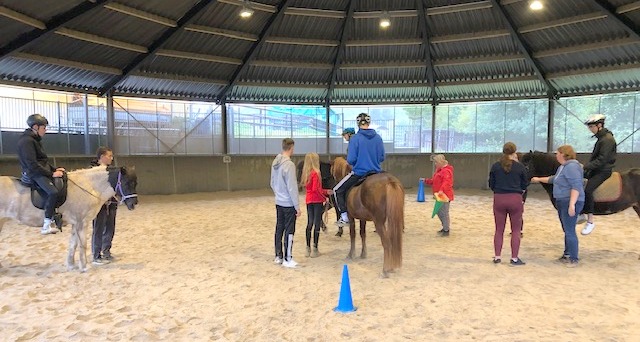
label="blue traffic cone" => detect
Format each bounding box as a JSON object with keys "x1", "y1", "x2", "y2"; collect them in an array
[
  {"x1": 417, "y1": 178, "x2": 425, "y2": 202},
  {"x1": 334, "y1": 264, "x2": 357, "y2": 313}
]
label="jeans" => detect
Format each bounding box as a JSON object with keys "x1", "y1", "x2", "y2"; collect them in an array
[
  {"x1": 556, "y1": 198, "x2": 585, "y2": 261},
  {"x1": 32, "y1": 175, "x2": 59, "y2": 219},
  {"x1": 275, "y1": 205, "x2": 297, "y2": 261}
]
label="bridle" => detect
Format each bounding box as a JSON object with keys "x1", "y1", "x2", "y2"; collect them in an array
[{"x1": 114, "y1": 171, "x2": 138, "y2": 205}]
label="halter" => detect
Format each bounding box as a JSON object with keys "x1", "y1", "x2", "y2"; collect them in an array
[{"x1": 115, "y1": 171, "x2": 138, "y2": 205}]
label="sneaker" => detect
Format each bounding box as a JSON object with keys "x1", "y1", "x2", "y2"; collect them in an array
[
  {"x1": 493, "y1": 257, "x2": 501, "y2": 264},
  {"x1": 310, "y1": 247, "x2": 319, "y2": 258},
  {"x1": 509, "y1": 258, "x2": 526, "y2": 266},
  {"x1": 558, "y1": 255, "x2": 570, "y2": 263},
  {"x1": 437, "y1": 229, "x2": 449, "y2": 237},
  {"x1": 305, "y1": 246, "x2": 311, "y2": 258},
  {"x1": 92, "y1": 257, "x2": 110, "y2": 266},
  {"x1": 273, "y1": 256, "x2": 283, "y2": 264},
  {"x1": 576, "y1": 214, "x2": 588, "y2": 224},
  {"x1": 566, "y1": 259, "x2": 579, "y2": 268},
  {"x1": 40, "y1": 220, "x2": 58, "y2": 235},
  {"x1": 335, "y1": 219, "x2": 349, "y2": 227},
  {"x1": 581, "y1": 222, "x2": 596, "y2": 235},
  {"x1": 103, "y1": 255, "x2": 114, "y2": 261},
  {"x1": 282, "y1": 259, "x2": 298, "y2": 268}
]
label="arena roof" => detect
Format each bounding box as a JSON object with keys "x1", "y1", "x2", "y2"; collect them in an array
[{"x1": 2, "y1": 0, "x2": 640, "y2": 104}]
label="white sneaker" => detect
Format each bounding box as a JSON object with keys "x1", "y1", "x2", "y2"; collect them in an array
[
  {"x1": 576, "y1": 214, "x2": 587, "y2": 224},
  {"x1": 581, "y1": 222, "x2": 596, "y2": 235},
  {"x1": 40, "y1": 220, "x2": 57, "y2": 235},
  {"x1": 273, "y1": 257, "x2": 283, "y2": 264},
  {"x1": 282, "y1": 259, "x2": 298, "y2": 268}
]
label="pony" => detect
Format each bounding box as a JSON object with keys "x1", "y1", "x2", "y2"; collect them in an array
[
  {"x1": 521, "y1": 151, "x2": 640, "y2": 218},
  {"x1": 331, "y1": 157, "x2": 404, "y2": 277},
  {"x1": 0, "y1": 165, "x2": 138, "y2": 271}
]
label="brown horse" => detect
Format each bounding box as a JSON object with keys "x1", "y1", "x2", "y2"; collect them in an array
[
  {"x1": 521, "y1": 151, "x2": 640, "y2": 218},
  {"x1": 331, "y1": 157, "x2": 404, "y2": 277}
]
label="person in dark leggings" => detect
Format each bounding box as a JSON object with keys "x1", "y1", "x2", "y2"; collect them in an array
[
  {"x1": 579, "y1": 114, "x2": 616, "y2": 236},
  {"x1": 301, "y1": 153, "x2": 331, "y2": 258},
  {"x1": 489, "y1": 142, "x2": 529, "y2": 266},
  {"x1": 91, "y1": 146, "x2": 118, "y2": 265},
  {"x1": 16, "y1": 114, "x2": 65, "y2": 235}
]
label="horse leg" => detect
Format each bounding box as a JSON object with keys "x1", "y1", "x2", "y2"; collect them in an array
[
  {"x1": 77, "y1": 220, "x2": 89, "y2": 272},
  {"x1": 634, "y1": 205, "x2": 640, "y2": 218},
  {"x1": 359, "y1": 220, "x2": 367, "y2": 259},
  {"x1": 374, "y1": 221, "x2": 391, "y2": 278},
  {"x1": 347, "y1": 220, "x2": 356, "y2": 260},
  {"x1": 66, "y1": 228, "x2": 78, "y2": 271}
]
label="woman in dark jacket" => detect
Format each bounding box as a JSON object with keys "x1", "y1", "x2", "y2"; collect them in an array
[{"x1": 489, "y1": 142, "x2": 529, "y2": 266}]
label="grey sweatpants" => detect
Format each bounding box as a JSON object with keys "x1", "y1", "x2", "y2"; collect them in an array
[{"x1": 436, "y1": 202, "x2": 451, "y2": 231}]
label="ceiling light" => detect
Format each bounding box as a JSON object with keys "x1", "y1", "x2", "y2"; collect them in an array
[
  {"x1": 529, "y1": 1, "x2": 543, "y2": 10},
  {"x1": 379, "y1": 12, "x2": 391, "y2": 29},
  {"x1": 239, "y1": 1, "x2": 254, "y2": 18}
]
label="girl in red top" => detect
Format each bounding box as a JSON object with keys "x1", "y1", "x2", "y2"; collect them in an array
[
  {"x1": 424, "y1": 154, "x2": 454, "y2": 236},
  {"x1": 300, "y1": 153, "x2": 331, "y2": 257}
]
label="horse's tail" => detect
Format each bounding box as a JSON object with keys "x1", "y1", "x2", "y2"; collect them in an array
[{"x1": 384, "y1": 178, "x2": 404, "y2": 271}]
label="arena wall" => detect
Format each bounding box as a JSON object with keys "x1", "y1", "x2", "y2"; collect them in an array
[{"x1": 1, "y1": 154, "x2": 638, "y2": 195}]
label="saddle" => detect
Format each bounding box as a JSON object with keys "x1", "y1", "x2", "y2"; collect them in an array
[
  {"x1": 353, "y1": 171, "x2": 383, "y2": 187},
  {"x1": 592, "y1": 172, "x2": 622, "y2": 203},
  {"x1": 19, "y1": 175, "x2": 68, "y2": 229}
]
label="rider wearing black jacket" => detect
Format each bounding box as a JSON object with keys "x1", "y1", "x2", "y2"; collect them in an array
[
  {"x1": 17, "y1": 114, "x2": 65, "y2": 235},
  {"x1": 580, "y1": 114, "x2": 617, "y2": 236}
]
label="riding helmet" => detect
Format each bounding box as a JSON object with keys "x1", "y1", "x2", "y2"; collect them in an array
[
  {"x1": 27, "y1": 114, "x2": 49, "y2": 127},
  {"x1": 584, "y1": 114, "x2": 605, "y2": 126},
  {"x1": 356, "y1": 113, "x2": 371, "y2": 126},
  {"x1": 342, "y1": 127, "x2": 355, "y2": 135}
]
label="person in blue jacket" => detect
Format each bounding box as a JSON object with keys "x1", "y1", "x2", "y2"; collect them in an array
[{"x1": 332, "y1": 113, "x2": 385, "y2": 227}]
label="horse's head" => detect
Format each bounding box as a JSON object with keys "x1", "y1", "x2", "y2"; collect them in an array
[
  {"x1": 108, "y1": 166, "x2": 138, "y2": 210},
  {"x1": 521, "y1": 150, "x2": 559, "y2": 179},
  {"x1": 331, "y1": 157, "x2": 351, "y2": 180}
]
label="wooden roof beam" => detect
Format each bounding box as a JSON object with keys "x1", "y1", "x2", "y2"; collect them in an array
[
  {"x1": 591, "y1": 0, "x2": 640, "y2": 40},
  {"x1": 326, "y1": 0, "x2": 356, "y2": 106},
  {"x1": 217, "y1": 0, "x2": 293, "y2": 103},
  {"x1": 0, "y1": 5, "x2": 46, "y2": 29},
  {"x1": 104, "y1": 2, "x2": 177, "y2": 26},
  {"x1": 489, "y1": 0, "x2": 557, "y2": 97}
]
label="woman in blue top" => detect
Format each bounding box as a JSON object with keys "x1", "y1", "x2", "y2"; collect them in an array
[{"x1": 531, "y1": 145, "x2": 585, "y2": 267}]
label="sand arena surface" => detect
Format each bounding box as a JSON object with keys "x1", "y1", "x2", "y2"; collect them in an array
[{"x1": 1, "y1": 189, "x2": 639, "y2": 341}]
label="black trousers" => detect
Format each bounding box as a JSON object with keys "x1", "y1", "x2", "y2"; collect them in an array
[
  {"x1": 582, "y1": 171, "x2": 611, "y2": 215},
  {"x1": 333, "y1": 172, "x2": 362, "y2": 214},
  {"x1": 275, "y1": 205, "x2": 297, "y2": 261},
  {"x1": 32, "y1": 175, "x2": 59, "y2": 219},
  {"x1": 306, "y1": 203, "x2": 323, "y2": 247},
  {"x1": 92, "y1": 202, "x2": 118, "y2": 259}
]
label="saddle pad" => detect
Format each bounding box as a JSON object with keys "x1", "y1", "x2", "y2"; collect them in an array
[{"x1": 593, "y1": 172, "x2": 622, "y2": 203}]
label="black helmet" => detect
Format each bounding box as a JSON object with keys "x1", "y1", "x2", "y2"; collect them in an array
[
  {"x1": 356, "y1": 113, "x2": 371, "y2": 126},
  {"x1": 584, "y1": 114, "x2": 605, "y2": 126},
  {"x1": 27, "y1": 114, "x2": 48, "y2": 127}
]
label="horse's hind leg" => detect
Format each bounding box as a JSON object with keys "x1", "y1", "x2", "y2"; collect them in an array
[
  {"x1": 359, "y1": 220, "x2": 367, "y2": 259},
  {"x1": 634, "y1": 205, "x2": 640, "y2": 218}
]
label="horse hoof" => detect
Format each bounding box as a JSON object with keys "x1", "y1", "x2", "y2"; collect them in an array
[{"x1": 360, "y1": 254, "x2": 367, "y2": 259}]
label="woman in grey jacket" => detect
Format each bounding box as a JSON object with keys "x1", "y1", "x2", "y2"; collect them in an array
[{"x1": 531, "y1": 145, "x2": 585, "y2": 267}]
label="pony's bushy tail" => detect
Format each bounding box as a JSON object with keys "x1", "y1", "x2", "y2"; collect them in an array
[{"x1": 384, "y1": 178, "x2": 404, "y2": 271}]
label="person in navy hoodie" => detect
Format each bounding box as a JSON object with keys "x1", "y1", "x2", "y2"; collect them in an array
[
  {"x1": 531, "y1": 145, "x2": 585, "y2": 267},
  {"x1": 332, "y1": 113, "x2": 385, "y2": 227}
]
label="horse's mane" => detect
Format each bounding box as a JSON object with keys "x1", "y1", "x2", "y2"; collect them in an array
[
  {"x1": 67, "y1": 165, "x2": 113, "y2": 197},
  {"x1": 331, "y1": 157, "x2": 352, "y2": 180}
]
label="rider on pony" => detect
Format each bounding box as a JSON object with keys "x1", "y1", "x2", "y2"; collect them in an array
[
  {"x1": 580, "y1": 114, "x2": 617, "y2": 235},
  {"x1": 332, "y1": 113, "x2": 385, "y2": 227},
  {"x1": 17, "y1": 114, "x2": 65, "y2": 235}
]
